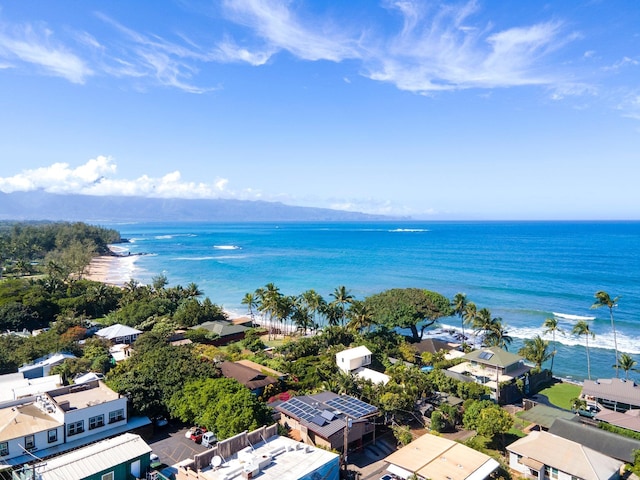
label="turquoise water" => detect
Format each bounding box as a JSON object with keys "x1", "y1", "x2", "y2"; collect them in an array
[{"x1": 107, "y1": 221, "x2": 640, "y2": 383}]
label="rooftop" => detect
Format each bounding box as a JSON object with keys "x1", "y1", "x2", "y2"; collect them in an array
[
  {"x1": 337, "y1": 345, "x2": 372, "y2": 361},
  {"x1": 16, "y1": 433, "x2": 151, "y2": 480},
  {"x1": 386, "y1": 433, "x2": 499, "y2": 480},
  {"x1": 276, "y1": 392, "x2": 378, "y2": 439},
  {"x1": 0, "y1": 403, "x2": 61, "y2": 442},
  {"x1": 95, "y1": 323, "x2": 142, "y2": 339},
  {"x1": 582, "y1": 378, "x2": 640, "y2": 407},
  {"x1": 184, "y1": 434, "x2": 339, "y2": 480},
  {"x1": 51, "y1": 381, "x2": 120, "y2": 410},
  {"x1": 507, "y1": 430, "x2": 622, "y2": 480},
  {"x1": 462, "y1": 346, "x2": 525, "y2": 368}
]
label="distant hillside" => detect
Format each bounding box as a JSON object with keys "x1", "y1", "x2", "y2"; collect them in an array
[{"x1": 0, "y1": 191, "x2": 396, "y2": 222}]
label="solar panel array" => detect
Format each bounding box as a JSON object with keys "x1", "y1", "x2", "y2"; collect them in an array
[
  {"x1": 282, "y1": 397, "x2": 321, "y2": 422},
  {"x1": 478, "y1": 351, "x2": 494, "y2": 360},
  {"x1": 326, "y1": 395, "x2": 377, "y2": 418}
]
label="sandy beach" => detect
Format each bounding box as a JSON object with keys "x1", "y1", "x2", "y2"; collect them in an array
[{"x1": 84, "y1": 253, "x2": 138, "y2": 287}]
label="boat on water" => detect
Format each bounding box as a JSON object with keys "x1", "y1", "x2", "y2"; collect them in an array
[{"x1": 552, "y1": 312, "x2": 596, "y2": 321}]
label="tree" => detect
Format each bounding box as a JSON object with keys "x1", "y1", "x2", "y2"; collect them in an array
[
  {"x1": 592, "y1": 291, "x2": 620, "y2": 377},
  {"x1": 618, "y1": 353, "x2": 638, "y2": 380},
  {"x1": 330, "y1": 285, "x2": 354, "y2": 327},
  {"x1": 542, "y1": 317, "x2": 563, "y2": 373},
  {"x1": 518, "y1": 335, "x2": 551, "y2": 372},
  {"x1": 365, "y1": 288, "x2": 452, "y2": 342},
  {"x1": 475, "y1": 406, "x2": 513, "y2": 449},
  {"x1": 572, "y1": 320, "x2": 595, "y2": 380},
  {"x1": 462, "y1": 301, "x2": 477, "y2": 348},
  {"x1": 242, "y1": 292, "x2": 258, "y2": 326},
  {"x1": 473, "y1": 310, "x2": 512, "y2": 350},
  {"x1": 452, "y1": 293, "x2": 469, "y2": 347},
  {"x1": 346, "y1": 300, "x2": 374, "y2": 333},
  {"x1": 168, "y1": 377, "x2": 272, "y2": 440}
]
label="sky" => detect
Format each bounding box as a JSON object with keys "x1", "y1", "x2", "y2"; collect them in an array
[{"x1": 0, "y1": 1, "x2": 639, "y2": 220}]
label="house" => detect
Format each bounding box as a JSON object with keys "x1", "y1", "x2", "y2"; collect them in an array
[
  {"x1": 0, "y1": 380, "x2": 149, "y2": 467},
  {"x1": 0, "y1": 373, "x2": 63, "y2": 405},
  {"x1": 235, "y1": 360, "x2": 287, "y2": 380},
  {"x1": 385, "y1": 432, "x2": 499, "y2": 480},
  {"x1": 175, "y1": 424, "x2": 340, "y2": 480},
  {"x1": 447, "y1": 346, "x2": 531, "y2": 402},
  {"x1": 548, "y1": 418, "x2": 640, "y2": 464},
  {"x1": 414, "y1": 338, "x2": 465, "y2": 360},
  {"x1": 507, "y1": 430, "x2": 623, "y2": 480},
  {"x1": 336, "y1": 346, "x2": 372, "y2": 373},
  {"x1": 95, "y1": 324, "x2": 142, "y2": 344},
  {"x1": 336, "y1": 346, "x2": 390, "y2": 385},
  {"x1": 196, "y1": 320, "x2": 248, "y2": 346},
  {"x1": 581, "y1": 378, "x2": 640, "y2": 413},
  {"x1": 275, "y1": 391, "x2": 378, "y2": 452},
  {"x1": 11, "y1": 433, "x2": 152, "y2": 480},
  {"x1": 219, "y1": 361, "x2": 279, "y2": 396},
  {"x1": 18, "y1": 353, "x2": 77, "y2": 379}
]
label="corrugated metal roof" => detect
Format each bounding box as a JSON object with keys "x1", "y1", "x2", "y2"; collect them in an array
[
  {"x1": 463, "y1": 346, "x2": 524, "y2": 368},
  {"x1": 37, "y1": 433, "x2": 151, "y2": 480}
]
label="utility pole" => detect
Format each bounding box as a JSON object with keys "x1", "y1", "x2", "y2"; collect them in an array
[{"x1": 343, "y1": 415, "x2": 351, "y2": 469}]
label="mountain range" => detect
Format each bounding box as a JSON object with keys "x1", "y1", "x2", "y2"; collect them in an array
[{"x1": 0, "y1": 191, "x2": 396, "y2": 222}]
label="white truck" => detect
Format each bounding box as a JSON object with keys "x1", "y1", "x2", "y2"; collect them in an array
[{"x1": 202, "y1": 431, "x2": 218, "y2": 447}]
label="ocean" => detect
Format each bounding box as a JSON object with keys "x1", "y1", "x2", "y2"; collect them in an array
[{"x1": 106, "y1": 221, "x2": 640, "y2": 383}]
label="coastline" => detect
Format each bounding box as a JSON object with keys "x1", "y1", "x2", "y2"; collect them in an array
[{"x1": 84, "y1": 252, "x2": 138, "y2": 287}]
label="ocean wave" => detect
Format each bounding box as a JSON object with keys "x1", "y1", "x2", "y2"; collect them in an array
[
  {"x1": 429, "y1": 322, "x2": 640, "y2": 355},
  {"x1": 155, "y1": 235, "x2": 174, "y2": 239},
  {"x1": 214, "y1": 245, "x2": 241, "y2": 250},
  {"x1": 173, "y1": 256, "x2": 217, "y2": 261},
  {"x1": 389, "y1": 228, "x2": 429, "y2": 233}
]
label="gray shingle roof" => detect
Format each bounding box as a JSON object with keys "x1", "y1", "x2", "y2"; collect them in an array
[
  {"x1": 549, "y1": 417, "x2": 640, "y2": 463},
  {"x1": 582, "y1": 378, "x2": 640, "y2": 407}
]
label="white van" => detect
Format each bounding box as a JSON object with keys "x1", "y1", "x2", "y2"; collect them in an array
[{"x1": 202, "y1": 431, "x2": 218, "y2": 447}]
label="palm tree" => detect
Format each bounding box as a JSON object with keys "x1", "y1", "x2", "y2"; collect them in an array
[
  {"x1": 299, "y1": 289, "x2": 326, "y2": 332},
  {"x1": 462, "y1": 301, "x2": 477, "y2": 348},
  {"x1": 346, "y1": 300, "x2": 374, "y2": 333},
  {"x1": 542, "y1": 317, "x2": 563, "y2": 373},
  {"x1": 572, "y1": 320, "x2": 595, "y2": 380},
  {"x1": 452, "y1": 293, "x2": 468, "y2": 346},
  {"x1": 592, "y1": 291, "x2": 620, "y2": 377},
  {"x1": 241, "y1": 292, "x2": 258, "y2": 326},
  {"x1": 617, "y1": 353, "x2": 638, "y2": 380},
  {"x1": 518, "y1": 335, "x2": 552, "y2": 372},
  {"x1": 484, "y1": 319, "x2": 513, "y2": 350},
  {"x1": 330, "y1": 286, "x2": 354, "y2": 327}
]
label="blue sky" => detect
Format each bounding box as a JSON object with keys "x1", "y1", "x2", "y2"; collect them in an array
[{"x1": 0, "y1": 1, "x2": 638, "y2": 220}]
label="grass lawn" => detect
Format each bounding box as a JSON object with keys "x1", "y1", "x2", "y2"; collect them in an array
[{"x1": 537, "y1": 382, "x2": 582, "y2": 410}]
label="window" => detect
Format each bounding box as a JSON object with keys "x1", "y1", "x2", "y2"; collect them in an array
[
  {"x1": 67, "y1": 420, "x2": 84, "y2": 436},
  {"x1": 109, "y1": 409, "x2": 125, "y2": 424},
  {"x1": 0, "y1": 442, "x2": 8, "y2": 456},
  {"x1": 24, "y1": 435, "x2": 35, "y2": 450},
  {"x1": 89, "y1": 414, "x2": 105, "y2": 430},
  {"x1": 48, "y1": 429, "x2": 58, "y2": 443},
  {"x1": 102, "y1": 472, "x2": 114, "y2": 480},
  {"x1": 545, "y1": 467, "x2": 558, "y2": 480}
]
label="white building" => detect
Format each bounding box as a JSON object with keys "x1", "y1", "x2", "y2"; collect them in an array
[
  {"x1": 0, "y1": 380, "x2": 145, "y2": 467},
  {"x1": 0, "y1": 372, "x2": 62, "y2": 404},
  {"x1": 336, "y1": 346, "x2": 372, "y2": 373},
  {"x1": 336, "y1": 346, "x2": 390, "y2": 385}
]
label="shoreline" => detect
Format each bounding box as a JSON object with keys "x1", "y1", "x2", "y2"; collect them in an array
[{"x1": 84, "y1": 253, "x2": 138, "y2": 287}]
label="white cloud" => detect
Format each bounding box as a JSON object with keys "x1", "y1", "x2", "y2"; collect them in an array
[
  {"x1": 0, "y1": 21, "x2": 92, "y2": 83},
  {"x1": 0, "y1": 156, "x2": 233, "y2": 199}
]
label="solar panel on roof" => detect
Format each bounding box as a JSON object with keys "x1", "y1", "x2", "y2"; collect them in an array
[
  {"x1": 310, "y1": 415, "x2": 327, "y2": 426},
  {"x1": 478, "y1": 351, "x2": 494, "y2": 360},
  {"x1": 282, "y1": 397, "x2": 322, "y2": 422},
  {"x1": 321, "y1": 410, "x2": 336, "y2": 421},
  {"x1": 325, "y1": 396, "x2": 377, "y2": 419}
]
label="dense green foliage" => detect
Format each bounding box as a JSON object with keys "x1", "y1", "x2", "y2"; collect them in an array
[
  {"x1": 168, "y1": 377, "x2": 272, "y2": 439},
  {"x1": 365, "y1": 288, "x2": 453, "y2": 342},
  {"x1": 0, "y1": 221, "x2": 121, "y2": 280}
]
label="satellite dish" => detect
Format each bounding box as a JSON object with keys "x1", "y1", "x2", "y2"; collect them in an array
[{"x1": 211, "y1": 455, "x2": 222, "y2": 468}]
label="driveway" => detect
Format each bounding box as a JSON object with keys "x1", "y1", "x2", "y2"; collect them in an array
[{"x1": 147, "y1": 422, "x2": 209, "y2": 468}]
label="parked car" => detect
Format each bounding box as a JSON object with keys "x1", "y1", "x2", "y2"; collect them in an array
[
  {"x1": 154, "y1": 416, "x2": 168, "y2": 428},
  {"x1": 190, "y1": 427, "x2": 207, "y2": 443},
  {"x1": 202, "y1": 431, "x2": 217, "y2": 447}
]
